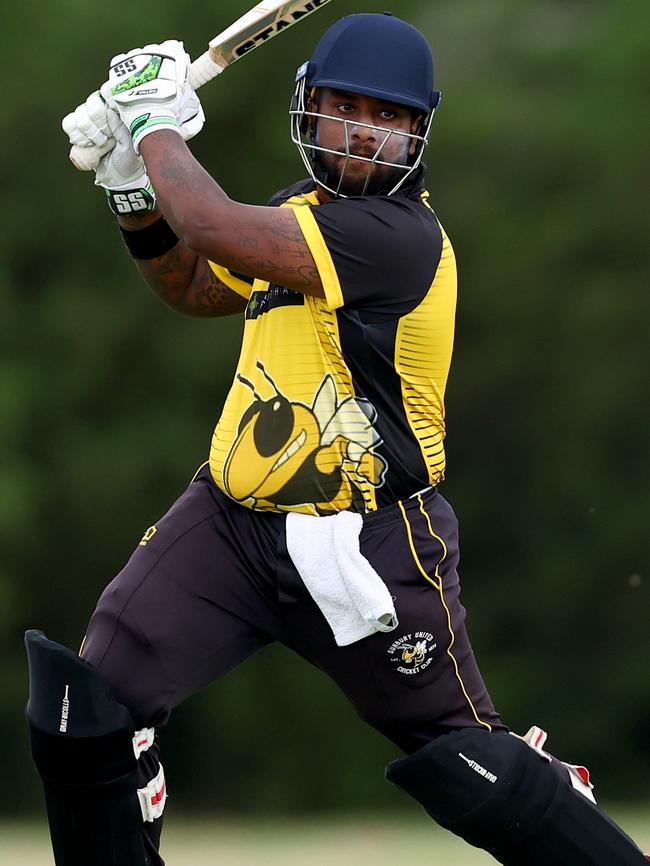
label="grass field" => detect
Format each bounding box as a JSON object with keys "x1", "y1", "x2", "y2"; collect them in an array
[{"x1": 2, "y1": 809, "x2": 649, "y2": 865}]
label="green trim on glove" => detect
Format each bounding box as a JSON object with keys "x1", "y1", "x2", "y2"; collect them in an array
[{"x1": 130, "y1": 114, "x2": 180, "y2": 138}]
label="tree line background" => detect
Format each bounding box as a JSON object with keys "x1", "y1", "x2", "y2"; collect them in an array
[{"x1": 2, "y1": 0, "x2": 648, "y2": 815}]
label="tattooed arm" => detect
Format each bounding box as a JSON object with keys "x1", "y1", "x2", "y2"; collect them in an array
[
  {"x1": 138, "y1": 132, "x2": 325, "y2": 299},
  {"x1": 117, "y1": 209, "x2": 248, "y2": 317}
]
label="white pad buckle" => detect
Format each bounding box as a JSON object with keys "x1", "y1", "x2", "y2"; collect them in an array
[
  {"x1": 565, "y1": 762, "x2": 595, "y2": 802},
  {"x1": 514, "y1": 725, "x2": 552, "y2": 761},
  {"x1": 137, "y1": 764, "x2": 167, "y2": 822},
  {"x1": 512, "y1": 725, "x2": 596, "y2": 804},
  {"x1": 132, "y1": 727, "x2": 155, "y2": 759}
]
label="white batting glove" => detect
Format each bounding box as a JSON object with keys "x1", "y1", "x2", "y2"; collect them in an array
[
  {"x1": 102, "y1": 39, "x2": 204, "y2": 152},
  {"x1": 62, "y1": 70, "x2": 204, "y2": 159},
  {"x1": 95, "y1": 108, "x2": 156, "y2": 215},
  {"x1": 62, "y1": 97, "x2": 155, "y2": 215},
  {"x1": 62, "y1": 89, "x2": 112, "y2": 149}
]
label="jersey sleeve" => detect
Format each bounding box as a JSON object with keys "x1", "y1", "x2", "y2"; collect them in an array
[
  {"x1": 292, "y1": 196, "x2": 442, "y2": 315},
  {"x1": 207, "y1": 261, "x2": 255, "y2": 300}
]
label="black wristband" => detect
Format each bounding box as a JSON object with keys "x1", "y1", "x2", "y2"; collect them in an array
[{"x1": 119, "y1": 217, "x2": 179, "y2": 260}]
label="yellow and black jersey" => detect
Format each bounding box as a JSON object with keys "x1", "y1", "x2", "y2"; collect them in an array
[{"x1": 208, "y1": 176, "x2": 457, "y2": 516}]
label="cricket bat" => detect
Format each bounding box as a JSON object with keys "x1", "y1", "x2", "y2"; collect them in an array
[{"x1": 69, "y1": 0, "x2": 333, "y2": 171}]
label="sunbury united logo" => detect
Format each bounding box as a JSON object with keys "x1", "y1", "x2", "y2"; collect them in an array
[{"x1": 387, "y1": 632, "x2": 437, "y2": 675}]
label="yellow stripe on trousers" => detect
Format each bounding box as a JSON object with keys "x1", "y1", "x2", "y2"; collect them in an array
[{"x1": 398, "y1": 497, "x2": 492, "y2": 732}]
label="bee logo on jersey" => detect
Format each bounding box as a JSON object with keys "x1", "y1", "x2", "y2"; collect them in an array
[{"x1": 223, "y1": 361, "x2": 387, "y2": 513}]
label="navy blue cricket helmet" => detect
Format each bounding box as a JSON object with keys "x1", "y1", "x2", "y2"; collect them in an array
[
  {"x1": 290, "y1": 12, "x2": 441, "y2": 197},
  {"x1": 306, "y1": 12, "x2": 440, "y2": 114}
]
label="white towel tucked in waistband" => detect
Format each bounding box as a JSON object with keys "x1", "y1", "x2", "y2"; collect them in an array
[{"x1": 285, "y1": 510, "x2": 398, "y2": 647}]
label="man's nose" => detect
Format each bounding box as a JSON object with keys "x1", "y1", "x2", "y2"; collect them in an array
[{"x1": 351, "y1": 118, "x2": 377, "y2": 142}]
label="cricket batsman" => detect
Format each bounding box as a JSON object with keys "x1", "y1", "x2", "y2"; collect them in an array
[{"x1": 26, "y1": 11, "x2": 649, "y2": 865}]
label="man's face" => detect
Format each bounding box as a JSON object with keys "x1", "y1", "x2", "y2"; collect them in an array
[{"x1": 308, "y1": 87, "x2": 422, "y2": 197}]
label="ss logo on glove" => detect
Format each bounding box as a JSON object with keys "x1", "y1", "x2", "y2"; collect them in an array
[
  {"x1": 107, "y1": 189, "x2": 154, "y2": 214},
  {"x1": 113, "y1": 58, "x2": 138, "y2": 78}
]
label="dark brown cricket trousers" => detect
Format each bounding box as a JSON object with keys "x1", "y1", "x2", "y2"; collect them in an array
[{"x1": 82, "y1": 465, "x2": 503, "y2": 863}]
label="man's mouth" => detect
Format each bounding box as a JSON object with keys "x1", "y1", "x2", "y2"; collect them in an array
[{"x1": 338, "y1": 148, "x2": 377, "y2": 160}]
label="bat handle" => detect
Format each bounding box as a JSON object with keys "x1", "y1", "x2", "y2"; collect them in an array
[
  {"x1": 189, "y1": 50, "x2": 225, "y2": 88},
  {"x1": 68, "y1": 51, "x2": 225, "y2": 172}
]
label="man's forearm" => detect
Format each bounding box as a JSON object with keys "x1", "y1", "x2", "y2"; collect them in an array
[
  {"x1": 117, "y1": 208, "x2": 200, "y2": 312},
  {"x1": 138, "y1": 132, "x2": 324, "y2": 297},
  {"x1": 117, "y1": 210, "x2": 247, "y2": 317}
]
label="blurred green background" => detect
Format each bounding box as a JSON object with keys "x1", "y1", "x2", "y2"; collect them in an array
[{"x1": 1, "y1": 0, "x2": 648, "y2": 835}]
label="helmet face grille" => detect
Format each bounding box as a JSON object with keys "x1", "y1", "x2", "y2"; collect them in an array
[{"x1": 289, "y1": 77, "x2": 436, "y2": 199}]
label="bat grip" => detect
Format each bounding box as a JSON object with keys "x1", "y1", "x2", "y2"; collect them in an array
[
  {"x1": 68, "y1": 52, "x2": 225, "y2": 172},
  {"x1": 189, "y1": 51, "x2": 225, "y2": 88}
]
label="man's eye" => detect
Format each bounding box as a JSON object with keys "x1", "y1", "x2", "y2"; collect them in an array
[
  {"x1": 337, "y1": 103, "x2": 354, "y2": 112},
  {"x1": 380, "y1": 111, "x2": 397, "y2": 120}
]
